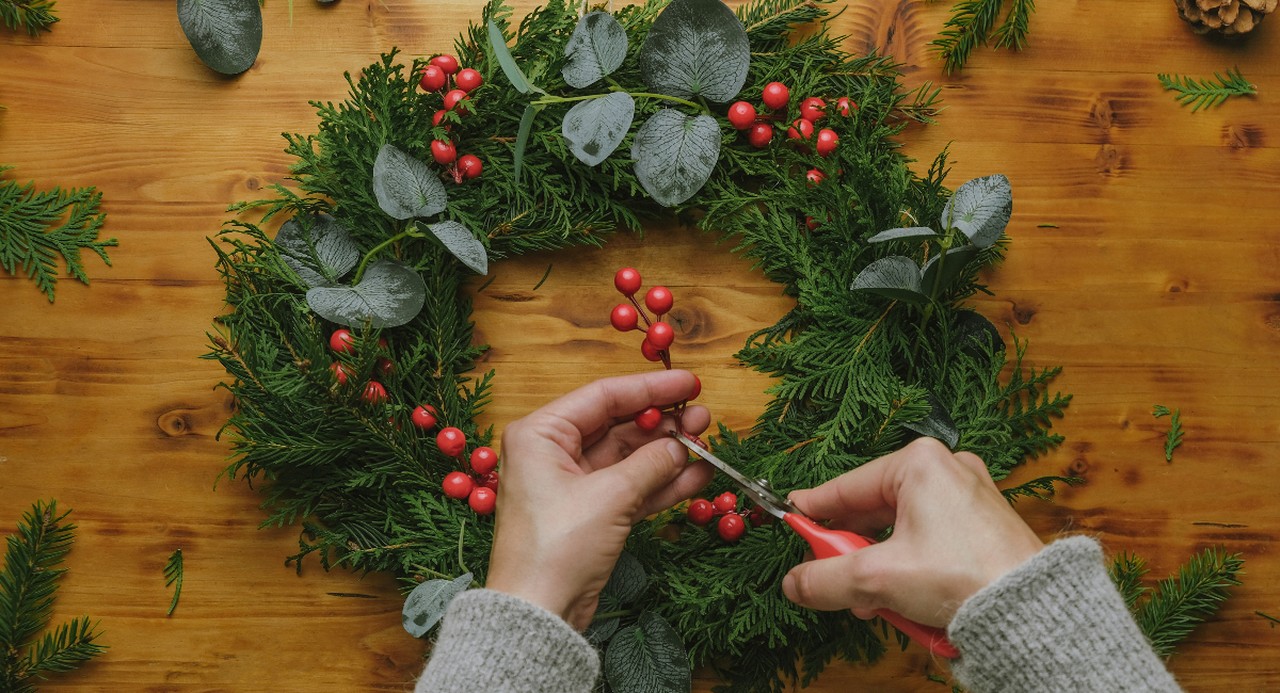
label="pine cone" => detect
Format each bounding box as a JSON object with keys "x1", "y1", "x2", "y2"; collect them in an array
[{"x1": 1175, "y1": 0, "x2": 1278, "y2": 36}]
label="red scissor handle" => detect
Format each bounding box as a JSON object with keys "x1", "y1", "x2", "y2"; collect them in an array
[{"x1": 783, "y1": 513, "x2": 960, "y2": 659}]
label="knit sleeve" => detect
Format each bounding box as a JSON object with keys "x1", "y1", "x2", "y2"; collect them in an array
[
  {"x1": 415, "y1": 589, "x2": 601, "y2": 693},
  {"x1": 947, "y1": 535, "x2": 1181, "y2": 692}
]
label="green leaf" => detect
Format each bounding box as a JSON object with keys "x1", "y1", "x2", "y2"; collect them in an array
[
  {"x1": 867, "y1": 226, "x2": 937, "y2": 244},
  {"x1": 638, "y1": 0, "x2": 750, "y2": 102},
  {"x1": 427, "y1": 220, "x2": 488, "y2": 275},
  {"x1": 921, "y1": 245, "x2": 978, "y2": 298},
  {"x1": 401, "y1": 572, "x2": 472, "y2": 638},
  {"x1": 177, "y1": 0, "x2": 262, "y2": 76},
  {"x1": 604, "y1": 612, "x2": 690, "y2": 693},
  {"x1": 1158, "y1": 68, "x2": 1256, "y2": 112},
  {"x1": 163, "y1": 549, "x2": 183, "y2": 617},
  {"x1": 632, "y1": 109, "x2": 719, "y2": 207},
  {"x1": 274, "y1": 213, "x2": 359, "y2": 287},
  {"x1": 850, "y1": 256, "x2": 926, "y2": 304},
  {"x1": 941, "y1": 174, "x2": 1011, "y2": 248},
  {"x1": 602, "y1": 551, "x2": 647, "y2": 604},
  {"x1": 0, "y1": 170, "x2": 114, "y2": 302},
  {"x1": 487, "y1": 20, "x2": 534, "y2": 94},
  {"x1": 902, "y1": 394, "x2": 959, "y2": 448},
  {"x1": 306, "y1": 260, "x2": 427, "y2": 328},
  {"x1": 562, "y1": 92, "x2": 635, "y2": 167},
  {"x1": 954, "y1": 309, "x2": 1004, "y2": 355},
  {"x1": 513, "y1": 103, "x2": 539, "y2": 182},
  {"x1": 563, "y1": 11, "x2": 629, "y2": 88},
  {"x1": 372, "y1": 144, "x2": 448, "y2": 221}
]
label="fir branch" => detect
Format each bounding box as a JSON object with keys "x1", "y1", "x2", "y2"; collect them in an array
[
  {"x1": 930, "y1": 0, "x2": 1004, "y2": 74},
  {"x1": 0, "y1": 169, "x2": 115, "y2": 302},
  {"x1": 163, "y1": 549, "x2": 183, "y2": 617},
  {"x1": 990, "y1": 0, "x2": 1034, "y2": 50},
  {"x1": 1152, "y1": 405, "x2": 1184, "y2": 462},
  {"x1": 1, "y1": 501, "x2": 105, "y2": 691},
  {"x1": 1136, "y1": 547, "x2": 1243, "y2": 658},
  {"x1": 1108, "y1": 552, "x2": 1151, "y2": 612},
  {"x1": 0, "y1": 0, "x2": 58, "y2": 35},
  {"x1": 1158, "y1": 68, "x2": 1256, "y2": 112}
]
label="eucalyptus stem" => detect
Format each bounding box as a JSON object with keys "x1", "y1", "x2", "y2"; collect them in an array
[
  {"x1": 531, "y1": 88, "x2": 707, "y2": 114},
  {"x1": 354, "y1": 224, "x2": 425, "y2": 283}
]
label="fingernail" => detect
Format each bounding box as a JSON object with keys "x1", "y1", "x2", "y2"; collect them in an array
[{"x1": 781, "y1": 573, "x2": 795, "y2": 600}]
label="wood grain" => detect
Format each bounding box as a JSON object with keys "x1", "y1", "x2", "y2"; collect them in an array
[{"x1": 2, "y1": 0, "x2": 1279, "y2": 690}]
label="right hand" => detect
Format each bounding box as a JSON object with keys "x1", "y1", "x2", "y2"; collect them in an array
[{"x1": 780, "y1": 438, "x2": 1044, "y2": 627}]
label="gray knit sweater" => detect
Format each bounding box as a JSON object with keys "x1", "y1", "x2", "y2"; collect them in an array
[{"x1": 416, "y1": 536, "x2": 1181, "y2": 692}]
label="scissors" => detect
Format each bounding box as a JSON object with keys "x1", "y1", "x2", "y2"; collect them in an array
[{"x1": 674, "y1": 433, "x2": 960, "y2": 660}]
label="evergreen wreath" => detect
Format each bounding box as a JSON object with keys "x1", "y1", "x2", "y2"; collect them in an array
[{"x1": 208, "y1": 0, "x2": 1084, "y2": 689}]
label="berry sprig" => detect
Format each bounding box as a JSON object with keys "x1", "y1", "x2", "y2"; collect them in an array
[
  {"x1": 418, "y1": 53, "x2": 485, "y2": 184},
  {"x1": 327, "y1": 328, "x2": 395, "y2": 405},
  {"x1": 684, "y1": 491, "x2": 771, "y2": 542},
  {"x1": 724, "y1": 81, "x2": 855, "y2": 157},
  {"x1": 434, "y1": 424, "x2": 501, "y2": 516}
]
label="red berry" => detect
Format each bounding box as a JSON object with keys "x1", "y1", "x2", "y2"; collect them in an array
[
  {"x1": 377, "y1": 337, "x2": 390, "y2": 351},
  {"x1": 836, "y1": 96, "x2": 856, "y2": 116},
  {"x1": 748, "y1": 506, "x2": 773, "y2": 527},
  {"x1": 469, "y1": 486, "x2": 497, "y2": 515},
  {"x1": 690, "y1": 375, "x2": 702, "y2": 400},
  {"x1": 717, "y1": 513, "x2": 746, "y2": 542},
  {"x1": 430, "y1": 54, "x2": 460, "y2": 75},
  {"x1": 804, "y1": 216, "x2": 819, "y2": 231},
  {"x1": 419, "y1": 64, "x2": 447, "y2": 92},
  {"x1": 442, "y1": 471, "x2": 473, "y2": 500},
  {"x1": 362, "y1": 381, "x2": 388, "y2": 405},
  {"x1": 457, "y1": 154, "x2": 483, "y2": 180},
  {"x1": 329, "y1": 361, "x2": 354, "y2": 385},
  {"x1": 746, "y1": 122, "x2": 773, "y2": 149},
  {"x1": 329, "y1": 328, "x2": 355, "y2": 353},
  {"x1": 786, "y1": 118, "x2": 814, "y2": 141},
  {"x1": 727, "y1": 101, "x2": 757, "y2": 130},
  {"x1": 713, "y1": 491, "x2": 738, "y2": 514},
  {"x1": 479, "y1": 470, "x2": 500, "y2": 491},
  {"x1": 762, "y1": 81, "x2": 790, "y2": 110},
  {"x1": 687, "y1": 499, "x2": 714, "y2": 526},
  {"x1": 470, "y1": 446, "x2": 498, "y2": 475},
  {"x1": 432, "y1": 109, "x2": 448, "y2": 127},
  {"x1": 411, "y1": 405, "x2": 438, "y2": 430},
  {"x1": 376, "y1": 357, "x2": 395, "y2": 376},
  {"x1": 800, "y1": 97, "x2": 827, "y2": 122},
  {"x1": 614, "y1": 267, "x2": 642, "y2": 296},
  {"x1": 647, "y1": 321, "x2": 675, "y2": 350},
  {"x1": 455, "y1": 68, "x2": 483, "y2": 93},
  {"x1": 640, "y1": 338, "x2": 663, "y2": 362},
  {"x1": 644, "y1": 286, "x2": 673, "y2": 315},
  {"x1": 443, "y1": 89, "x2": 470, "y2": 113},
  {"x1": 806, "y1": 168, "x2": 825, "y2": 186},
  {"x1": 634, "y1": 406, "x2": 663, "y2": 432},
  {"x1": 436, "y1": 426, "x2": 466, "y2": 457},
  {"x1": 610, "y1": 304, "x2": 638, "y2": 332},
  {"x1": 431, "y1": 139, "x2": 457, "y2": 165},
  {"x1": 816, "y1": 128, "x2": 839, "y2": 157}
]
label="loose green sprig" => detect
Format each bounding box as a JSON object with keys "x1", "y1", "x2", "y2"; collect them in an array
[
  {"x1": 931, "y1": 0, "x2": 1037, "y2": 73},
  {"x1": 1115, "y1": 547, "x2": 1244, "y2": 658},
  {"x1": 164, "y1": 549, "x2": 184, "y2": 616},
  {"x1": 1158, "y1": 69, "x2": 1256, "y2": 112},
  {"x1": 0, "y1": 0, "x2": 59, "y2": 35},
  {"x1": 1153, "y1": 405, "x2": 1184, "y2": 462}
]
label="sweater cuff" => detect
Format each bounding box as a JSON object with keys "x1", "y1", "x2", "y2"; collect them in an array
[
  {"x1": 416, "y1": 589, "x2": 601, "y2": 693},
  {"x1": 947, "y1": 535, "x2": 1181, "y2": 692}
]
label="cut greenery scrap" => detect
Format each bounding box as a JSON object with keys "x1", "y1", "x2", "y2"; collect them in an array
[
  {"x1": 1152, "y1": 405, "x2": 1184, "y2": 462},
  {"x1": 931, "y1": 0, "x2": 1038, "y2": 73},
  {"x1": 1, "y1": 0, "x2": 58, "y2": 34},
  {"x1": 164, "y1": 549, "x2": 184, "y2": 616},
  {"x1": 1110, "y1": 547, "x2": 1243, "y2": 658},
  {"x1": 1158, "y1": 68, "x2": 1256, "y2": 112}
]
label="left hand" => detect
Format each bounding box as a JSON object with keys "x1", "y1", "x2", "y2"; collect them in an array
[{"x1": 485, "y1": 370, "x2": 712, "y2": 630}]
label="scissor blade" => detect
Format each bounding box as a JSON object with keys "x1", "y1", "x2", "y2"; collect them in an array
[{"x1": 674, "y1": 434, "x2": 791, "y2": 519}]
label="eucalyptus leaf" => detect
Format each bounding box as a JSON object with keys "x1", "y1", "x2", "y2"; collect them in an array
[
  {"x1": 274, "y1": 214, "x2": 359, "y2": 287},
  {"x1": 867, "y1": 226, "x2": 938, "y2": 244},
  {"x1": 602, "y1": 551, "x2": 647, "y2": 604},
  {"x1": 941, "y1": 174, "x2": 1012, "y2": 248},
  {"x1": 638, "y1": 0, "x2": 749, "y2": 102},
  {"x1": 401, "y1": 572, "x2": 472, "y2": 638},
  {"x1": 306, "y1": 260, "x2": 427, "y2": 328},
  {"x1": 487, "y1": 20, "x2": 534, "y2": 94},
  {"x1": 902, "y1": 393, "x2": 960, "y2": 449},
  {"x1": 428, "y1": 220, "x2": 488, "y2": 275},
  {"x1": 586, "y1": 592, "x2": 623, "y2": 646},
  {"x1": 372, "y1": 144, "x2": 447, "y2": 220},
  {"x1": 563, "y1": 93, "x2": 635, "y2": 166},
  {"x1": 632, "y1": 109, "x2": 719, "y2": 207},
  {"x1": 954, "y1": 309, "x2": 1004, "y2": 355},
  {"x1": 604, "y1": 612, "x2": 690, "y2": 693},
  {"x1": 563, "y1": 11, "x2": 628, "y2": 88},
  {"x1": 178, "y1": 0, "x2": 262, "y2": 76},
  {"x1": 921, "y1": 245, "x2": 978, "y2": 299},
  {"x1": 850, "y1": 256, "x2": 927, "y2": 304},
  {"x1": 514, "y1": 103, "x2": 538, "y2": 181}
]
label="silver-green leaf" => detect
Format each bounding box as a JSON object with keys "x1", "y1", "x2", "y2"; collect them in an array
[
  {"x1": 602, "y1": 551, "x2": 647, "y2": 604},
  {"x1": 941, "y1": 174, "x2": 1012, "y2": 248},
  {"x1": 401, "y1": 572, "x2": 472, "y2": 638},
  {"x1": 274, "y1": 214, "x2": 359, "y2": 287},
  {"x1": 177, "y1": 0, "x2": 262, "y2": 76},
  {"x1": 632, "y1": 109, "x2": 719, "y2": 207},
  {"x1": 921, "y1": 245, "x2": 978, "y2": 298},
  {"x1": 867, "y1": 226, "x2": 938, "y2": 244},
  {"x1": 372, "y1": 144, "x2": 448, "y2": 221},
  {"x1": 562, "y1": 92, "x2": 635, "y2": 166},
  {"x1": 850, "y1": 256, "x2": 927, "y2": 304},
  {"x1": 563, "y1": 11, "x2": 628, "y2": 88},
  {"x1": 306, "y1": 260, "x2": 427, "y2": 328},
  {"x1": 604, "y1": 612, "x2": 690, "y2": 693},
  {"x1": 487, "y1": 20, "x2": 534, "y2": 94},
  {"x1": 638, "y1": 0, "x2": 749, "y2": 102},
  {"x1": 902, "y1": 393, "x2": 960, "y2": 449},
  {"x1": 427, "y1": 220, "x2": 488, "y2": 275}
]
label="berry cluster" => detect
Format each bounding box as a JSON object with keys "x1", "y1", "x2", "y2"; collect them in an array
[
  {"x1": 685, "y1": 491, "x2": 773, "y2": 543},
  {"x1": 609, "y1": 267, "x2": 702, "y2": 436},
  {"x1": 725, "y1": 82, "x2": 857, "y2": 185},
  {"x1": 418, "y1": 53, "x2": 484, "y2": 184},
  {"x1": 327, "y1": 328, "x2": 394, "y2": 404}
]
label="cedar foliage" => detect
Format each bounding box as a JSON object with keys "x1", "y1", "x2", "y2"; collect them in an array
[{"x1": 0, "y1": 0, "x2": 58, "y2": 35}]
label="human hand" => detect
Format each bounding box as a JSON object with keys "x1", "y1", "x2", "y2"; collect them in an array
[
  {"x1": 780, "y1": 438, "x2": 1044, "y2": 627},
  {"x1": 485, "y1": 369, "x2": 712, "y2": 630}
]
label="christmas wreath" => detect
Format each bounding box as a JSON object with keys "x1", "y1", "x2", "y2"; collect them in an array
[{"x1": 208, "y1": 0, "x2": 1075, "y2": 690}]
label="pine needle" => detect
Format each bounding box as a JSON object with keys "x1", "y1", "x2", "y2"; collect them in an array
[
  {"x1": 164, "y1": 549, "x2": 184, "y2": 616},
  {"x1": 991, "y1": 0, "x2": 1034, "y2": 51},
  {"x1": 1152, "y1": 405, "x2": 1184, "y2": 462},
  {"x1": 0, "y1": 0, "x2": 59, "y2": 35},
  {"x1": 1157, "y1": 68, "x2": 1256, "y2": 112}
]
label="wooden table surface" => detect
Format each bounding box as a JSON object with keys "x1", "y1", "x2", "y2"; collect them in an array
[{"x1": 2, "y1": 0, "x2": 1278, "y2": 690}]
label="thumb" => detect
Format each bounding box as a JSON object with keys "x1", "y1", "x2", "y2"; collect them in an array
[
  {"x1": 781, "y1": 544, "x2": 893, "y2": 614},
  {"x1": 600, "y1": 438, "x2": 687, "y2": 513}
]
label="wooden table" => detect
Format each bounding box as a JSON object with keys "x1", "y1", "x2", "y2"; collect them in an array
[{"x1": 2, "y1": 1, "x2": 1278, "y2": 689}]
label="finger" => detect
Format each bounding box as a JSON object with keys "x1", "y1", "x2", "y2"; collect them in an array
[
  {"x1": 637, "y1": 459, "x2": 714, "y2": 518},
  {"x1": 580, "y1": 405, "x2": 711, "y2": 472},
  {"x1": 538, "y1": 370, "x2": 700, "y2": 442},
  {"x1": 781, "y1": 545, "x2": 892, "y2": 613},
  {"x1": 953, "y1": 451, "x2": 999, "y2": 491},
  {"x1": 595, "y1": 438, "x2": 690, "y2": 513}
]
